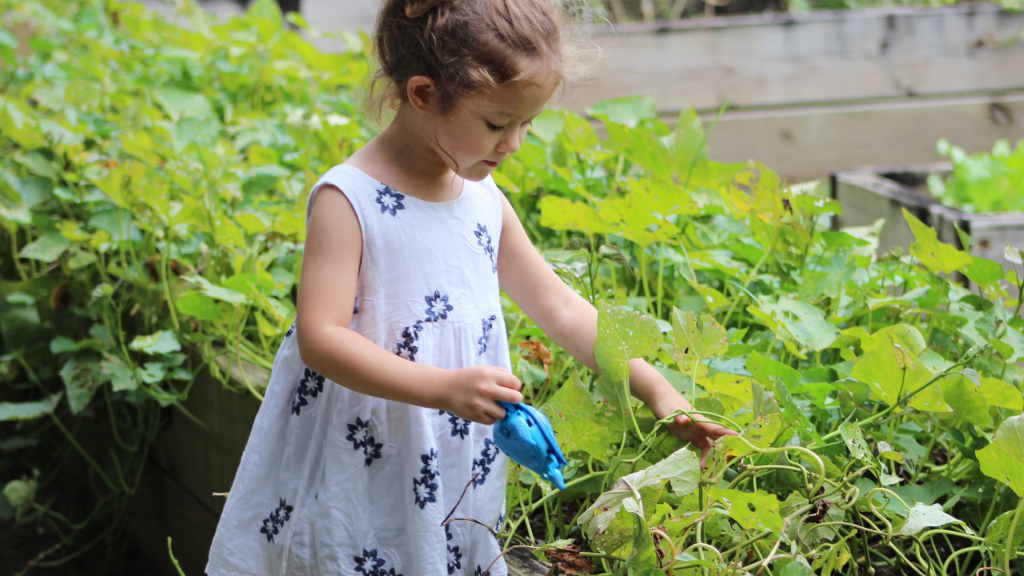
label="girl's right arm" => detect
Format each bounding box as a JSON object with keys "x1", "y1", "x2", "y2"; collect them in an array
[{"x1": 295, "y1": 185, "x2": 523, "y2": 425}]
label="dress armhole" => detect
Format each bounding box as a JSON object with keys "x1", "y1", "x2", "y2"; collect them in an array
[
  {"x1": 307, "y1": 168, "x2": 367, "y2": 263},
  {"x1": 483, "y1": 175, "x2": 506, "y2": 238}
]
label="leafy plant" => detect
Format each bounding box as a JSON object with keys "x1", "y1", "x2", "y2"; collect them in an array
[
  {"x1": 928, "y1": 137, "x2": 1024, "y2": 213},
  {"x1": 0, "y1": 0, "x2": 371, "y2": 566},
  {"x1": 493, "y1": 94, "x2": 1024, "y2": 574}
]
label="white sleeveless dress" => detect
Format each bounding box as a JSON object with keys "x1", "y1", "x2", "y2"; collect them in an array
[{"x1": 206, "y1": 164, "x2": 511, "y2": 576}]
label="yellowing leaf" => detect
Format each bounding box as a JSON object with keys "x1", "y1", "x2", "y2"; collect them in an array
[{"x1": 903, "y1": 208, "x2": 972, "y2": 274}]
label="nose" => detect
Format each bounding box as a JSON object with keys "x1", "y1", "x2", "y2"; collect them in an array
[{"x1": 496, "y1": 129, "x2": 523, "y2": 155}]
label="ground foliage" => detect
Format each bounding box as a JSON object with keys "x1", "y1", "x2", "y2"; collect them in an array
[
  {"x1": 0, "y1": 1, "x2": 1023, "y2": 575},
  {"x1": 927, "y1": 138, "x2": 1024, "y2": 214}
]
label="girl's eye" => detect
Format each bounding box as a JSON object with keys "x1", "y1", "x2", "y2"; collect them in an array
[{"x1": 486, "y1": 121, "x2": 505, "y2": 132}]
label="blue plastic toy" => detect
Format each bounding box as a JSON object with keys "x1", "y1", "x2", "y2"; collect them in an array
[{"x1": 493, "y1": 401, "x2": 568, "y2": 490}]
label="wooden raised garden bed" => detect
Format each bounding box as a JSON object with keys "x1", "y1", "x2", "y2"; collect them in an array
[{"x1": 830, "y1": 163, "x2": 1023, "y2": 295}]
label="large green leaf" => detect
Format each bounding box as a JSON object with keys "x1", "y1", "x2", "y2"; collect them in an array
[
  {"x1": 940, "y1": 375, "x2": 991, "y2": 426},
  {"x1": 756, "y1": 297, "x2": 840, "y2": 352},
  {"x1": 129, "y1": 330, "x2": 181, "y2": 355},
  {"x1": 18, "y1": 231, "x2": 69, "y2": 263},
  {"x1": 594, "y1": 300, "x2": 661, "y2": 389},
  {"x1": 709, "y1": 487, "x2": 783, "y2": 535},
  {"x1": 899, "y1": 503, "x2": 964, "y2": 536},
  {"x1": 541, "y1": 370, "x2": 617, "y2": 461},
  {"x1": 746, "y1": 352, "x2": 823, "y2": 444},
  {"x1": 587, "y1": 95, "x2": 657, "y2": 129},
  {"x1": 903, "y1": 208, "x2": 972, "y2": 274},
  {"x1": 152, "y1": 86, "x2": 217, "y2": 122},
  {"x1": 671, "y1": 308, "x2": 727, "y2": 381},
  {"x1": 977, "y1": 414, "x2": 1024, "y2": 497},
  {"x1": 578, "y1": 447, "x2": 700, "y2": 539},
  {"x1": 850, "y1": 338, "x2": 942, "y2": 411},
  {"x1": 60, "y1": 358, "x2": 103, "y2": 414},
  {"x1": 0, "y1": 393, "x2": 62, "y2": 421}
]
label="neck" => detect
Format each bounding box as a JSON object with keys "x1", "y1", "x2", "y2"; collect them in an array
[{"x1": 377, "y1": 105, "x2": 457, "y2": 185}]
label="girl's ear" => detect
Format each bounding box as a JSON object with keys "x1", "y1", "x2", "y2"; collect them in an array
[{"x1": 406, "y1": 75, "x2": 437, "y2": 113}]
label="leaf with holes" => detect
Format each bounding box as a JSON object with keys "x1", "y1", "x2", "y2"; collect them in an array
[{"x1": 672, "y1": 308, "x2": 727, "y2": 382}]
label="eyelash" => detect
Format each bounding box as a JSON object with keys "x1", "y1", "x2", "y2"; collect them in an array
[{"x1": 486, "y1": 121, "x2": 533, "y2": 132}]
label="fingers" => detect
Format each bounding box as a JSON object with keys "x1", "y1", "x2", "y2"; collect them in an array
[{"x1": 495, "y1": 369, "x2": 522, "y2": 391}]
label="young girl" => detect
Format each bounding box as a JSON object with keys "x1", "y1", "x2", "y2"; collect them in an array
[{"x1": 206, "y1": 0, "x2": 734, "y2": 574}]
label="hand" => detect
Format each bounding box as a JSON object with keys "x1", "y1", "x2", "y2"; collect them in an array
[
  {"x1": 649, "y1": 393, "x2": 738, "y2": 467},
  {"x1": 439, "y1": 366, "x2": 523, "y2": 425},
  {"x1": 663, "y1": 412, "x2": 738, "y2": 467}
]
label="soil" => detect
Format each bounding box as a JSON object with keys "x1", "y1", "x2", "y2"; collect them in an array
[{"x1": 0, "y1": 523, "x2": 155, "y2": 576}]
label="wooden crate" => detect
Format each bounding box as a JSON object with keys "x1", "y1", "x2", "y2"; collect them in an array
[{"x1": 830, "y1": 164, "x2": 1023, "y2": 297}]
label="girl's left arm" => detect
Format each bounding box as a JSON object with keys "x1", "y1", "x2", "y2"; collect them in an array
[{"x1": 496, "y1": 195, "x2": 736, "y2": 459}]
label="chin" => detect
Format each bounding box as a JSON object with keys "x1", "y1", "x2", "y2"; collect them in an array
[{"x1": 458, "y1": 166, "x2": 492, "y2": 183}]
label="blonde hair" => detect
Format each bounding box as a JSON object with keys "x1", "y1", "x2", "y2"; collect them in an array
[{"x1": 370, "y1": 0, "x2": 588, "y2": 118}]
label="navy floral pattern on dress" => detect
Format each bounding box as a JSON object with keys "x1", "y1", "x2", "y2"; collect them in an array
[
  {"x1": 291, "y1": 367, "x2": 326, "y2": 416},
  {"x1": 375, "y1": 185, "x2": 405, "y2": 216},
  {"x1": 438, "y1": 410, "x2": 471, "y2": 439},
  {"x1": 478, "y1": 315, "x2": 497, "y2": 356},
  {"x1": 258, "y1": 498, "x2": 293, "y2": 543},
  {"x1": 345, "y1": 417, "x2": 383, "y2": 467},
  {"x1": 285, "y1": 322, "x2": 295, "y2": 338},
  {"x1": 474, "y1": 223, "x2": 497, "y2": 273},
  {"x1": 412, "y1": 448, "x2": 439, "y2": 509},
  {"x1": 394, "y1": 291, "x2": 455, "y2": 361},
  {"x1": 474, "y1": 566, "x2": 486, "y2": 576},
  {"x1": 494, "y1": 508, "x2": 506, "y2": 532},
  {"x1": 354, "y1": 548, "x2": 404, "y2": 576},
  {"x1": 445, "y1": 524, "x2": 462, "y2": 574},
  {"x1": 424, "y1": 291, "x2": 454, "y2": 322},
  {"x1": 471, "y1": 438, "x2": 501, "y2": 489}
]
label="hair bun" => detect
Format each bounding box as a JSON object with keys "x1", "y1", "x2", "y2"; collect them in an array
[{"x1": 406, "y1": 0, "x2": 457, "y2": 18}]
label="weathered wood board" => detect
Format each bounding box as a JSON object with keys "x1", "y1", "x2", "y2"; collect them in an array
[
  {"x1": 563, "y1": 4, "x2": 1024, "y2": 114},
  {"x1": 698, "y1": 91, "x2": 1024, "y2": 183}
]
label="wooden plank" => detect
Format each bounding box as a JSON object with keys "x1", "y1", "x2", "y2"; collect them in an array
[
  {"x1": 561, "y1": 4, "x2": 1024, "y2": 113},
  {"x1": 698, "y1": 90, "x2": 1024, "y2": 183}
]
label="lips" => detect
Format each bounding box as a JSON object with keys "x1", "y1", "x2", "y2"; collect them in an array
[{"x1": 483, "y1": 160, "x2": 499, "y2": 168}]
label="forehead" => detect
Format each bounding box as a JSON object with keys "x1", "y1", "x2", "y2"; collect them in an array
[{"x1": 463, "y1": 73, "x2": 559, "y2": 119}]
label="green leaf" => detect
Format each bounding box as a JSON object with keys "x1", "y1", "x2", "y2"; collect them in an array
[
  {"x1": 541, "y1": 369, "x2": 617, "y2": 461},
  {"x1": 176, "y1": 291, "x2": 224, "y2": 322},
  {"x1": 977, "y1": 414, "x2": 1024, "y2": 497},
  {"x1": 1006, "y1": 243, "x2": 1022, "y2": 266},
  {"x1": 183, "y1": 275, "x2": 249, "y2": 305},
  {"x1": 850, "y1": 337, "x2": 942, "y2": 411},
  {"x1": 747, "y1": 352, "x2": 823, "y2": 445},
  {"x1": 18, "y1": 231, "x2": 69, "y2": 263},
  {"x1": 14, "y1": 151, "x2": 57, "y2": 180},
  {"x1": 963, "y1": 256, "x2": 1006, "y2": 291},
  {"x1": 3, "y1": 478, "x2": 37, "y2": 518},
  {"x1": 986, "y1": 508, "x2": 1024, "y2": 561},
  {"x1": 578, "y1": 447, "x2": 700, "y2": 539},
  {"x1": 671, "y1": 308, "x2": 727, "y2": 381},
  {"x1": 709, "y1": 487, "x2": 783, "y2": 535},
  {"x1": 152, "y1": 86, "x2": 217, "y2": 122},
  {"x1": 672, "y1": 107, "x2": 708, "y2": 180},
  {"x1": 89, "y1": 209, "x2": 142, "y2": 243},
  {"x1": 129, "y1": 330, "x2": 181, "y2": 355},
  {"x1": 624, "y1": 512, "x2": 660, "y2": 571},
  {"x1": 0, "y1": 393, "x2": 62, "y2": 421},
  {"x1": 594, "y1": 300, "x2": 661, "y2": 388},
  {"x1": 899, "y1": 503, "x2": 963, "y2": 536},
  {"x1": 99, "y1": 355, "x2": 137, "y2": 392},
  {"x1": 60, "y1": 358, "x2": 103, "y2": 414},
  {"x1": 781, "y1": 557, "x2": 815, "y2": 576},
  {"x1": 979, "y1": 377, "x2": 1023, "y2": 411},
  {"x1": 903, "y1": 208, "x2": 973, "y2": 275},
  {"x1": 940, "y1": 375, "x2": 991, "y2": 427},
  {"x1": 840, "y1": 422, "x2": 872, "y2": 460},
  {"x1": 588, "y1": 95, "x2": 657, "y2": 129},
  {"x1": 757, "y1": 297, "x2": 840, "y2": 352}
]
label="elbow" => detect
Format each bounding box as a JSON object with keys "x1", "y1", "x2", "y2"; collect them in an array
[{"x1": 295, "y1": 324, "x2": 320, "y2": 373}]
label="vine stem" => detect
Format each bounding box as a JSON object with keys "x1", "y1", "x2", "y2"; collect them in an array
[
  {"x1": 722, "y1": 233, "x2": 778, "y2": 327},
  {"x1": 1005, "y1": 496, "x2": 1024, "y2": 575}
]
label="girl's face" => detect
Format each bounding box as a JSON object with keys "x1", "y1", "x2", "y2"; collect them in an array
[{"x1": 430, "y1": 73, "x2": 558, "y2": 182}]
